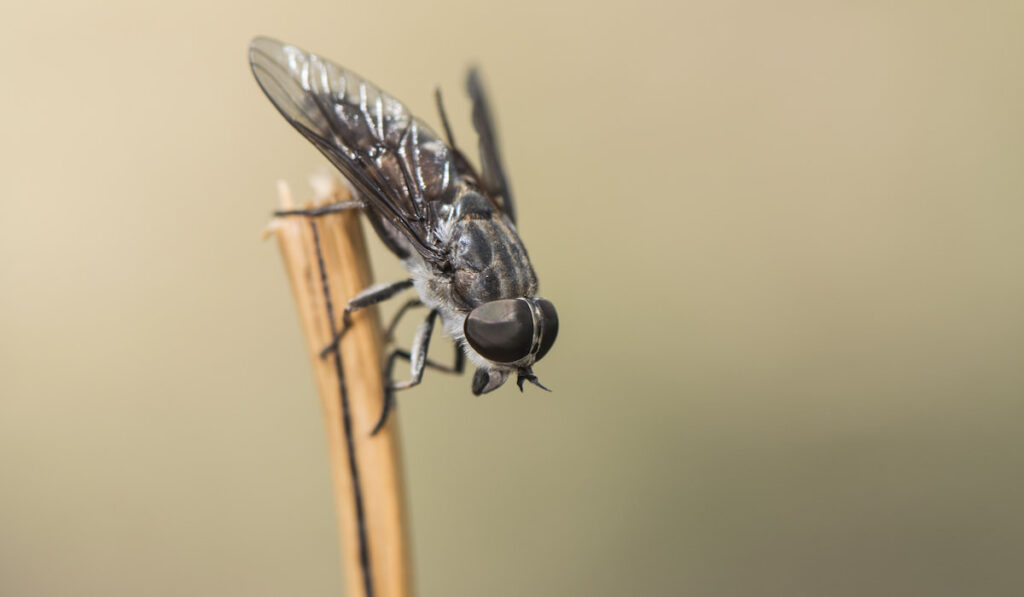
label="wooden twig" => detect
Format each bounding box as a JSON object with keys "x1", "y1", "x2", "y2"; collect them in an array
[{"x1": 269, "y1": 177, "x2": 411, "y2": 597}]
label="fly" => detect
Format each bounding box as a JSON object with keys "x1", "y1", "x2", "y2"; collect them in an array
[{"x1": 249, "y1": 37, "x2": 559, "y2": 432}]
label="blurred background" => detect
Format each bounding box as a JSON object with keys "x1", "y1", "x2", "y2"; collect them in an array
[{"x1": 3, "y1": 0, "x2": 1024, "y2": 595}]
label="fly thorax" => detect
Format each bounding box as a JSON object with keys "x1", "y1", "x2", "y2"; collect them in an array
[{"x1": 448, "y1": 214, "x2": 538, "y2": 310}]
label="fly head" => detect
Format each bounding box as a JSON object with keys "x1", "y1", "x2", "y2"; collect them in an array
[{"x1": 464, "y1": 297, "x2": 558, "y2": 394}]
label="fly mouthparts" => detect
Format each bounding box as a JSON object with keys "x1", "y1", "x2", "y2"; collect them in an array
[{"x1": 516, "y1": 369, "x2": 552, "y2": 392}]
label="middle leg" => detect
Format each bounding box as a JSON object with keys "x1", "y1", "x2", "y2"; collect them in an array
[
  {"x1": 383, "y1": 298, "x2": 424, "y2": 343},
  {"x1": 320, "y1": 278, "x2": 415, "y2": 358}
]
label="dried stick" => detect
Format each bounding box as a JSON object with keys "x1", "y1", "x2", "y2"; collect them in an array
[{"x1": 269, "y1": 177, "x2": 411, "y2": 597}]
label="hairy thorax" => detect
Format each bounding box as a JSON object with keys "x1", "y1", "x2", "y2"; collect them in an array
[{"x1": 447, "y1": 196, "x2": 538, "y2": 310}]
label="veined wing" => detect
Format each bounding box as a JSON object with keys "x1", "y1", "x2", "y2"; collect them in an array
[{"x1": 249, "y1": 37, "x2": 458, "y2": 264}]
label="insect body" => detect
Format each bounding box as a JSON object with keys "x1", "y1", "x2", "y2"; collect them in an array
[{"x1": 249, "y1": 38, "x2": 558, "y2": 430}]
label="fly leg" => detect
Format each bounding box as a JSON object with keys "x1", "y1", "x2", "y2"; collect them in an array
[
  {"x1": 372, "y1": 310, "x2": 466, "y2": 435},
  {"x1": 434, "y1": 88, "x2": 457, "y2": 149},
  {"x1": 383, "y1": 298, "x2": 423, "y2": 343},
  {"x1": 434, "y1": 88, "x2": 482, "y2": 181},
  {"x1": 319, "y1": 278, "x2": 415, "y2": 359},
  {"x1": 274, "y1": 198, "x2": 363, "y2": 218}
]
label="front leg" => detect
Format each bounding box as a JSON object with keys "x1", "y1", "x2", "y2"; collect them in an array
[
  {"x1": 320, "y1": 278, "x2": 415, "y2": 358},
  {"x1": 391, "y1": 310, "x2": 440, "y2": 392},
  {"x1": 371, "y1": 310, "x2": 466, "y2": 435}
]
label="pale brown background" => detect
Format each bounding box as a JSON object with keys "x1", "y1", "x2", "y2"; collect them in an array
[{"x1": 3, "y1": 0, "x2": 1023, "y2": 595}]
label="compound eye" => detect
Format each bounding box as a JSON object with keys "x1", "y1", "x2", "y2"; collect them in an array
[
  {"x1": 464, "y1": 299, "x2": 534, "y2": 363},
  {"x1": 534, "y1": 299, "x2": 559, "y2": 361}
]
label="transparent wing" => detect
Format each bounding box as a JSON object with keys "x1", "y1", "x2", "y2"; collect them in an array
[
  {"x1": 249, "y1": 37, "x2": 458, "y2": 263},
  {"x1": 467, "y1": 68, "x2": 515, "y2": 224}
]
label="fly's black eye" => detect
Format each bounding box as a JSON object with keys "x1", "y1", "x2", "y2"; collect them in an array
[
  {"x1": 534, "y1": 298, "x2": 559, "y2": 361},
  {"x1": 464, "y1": 299, "x2": 534, "y2": 363}
]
